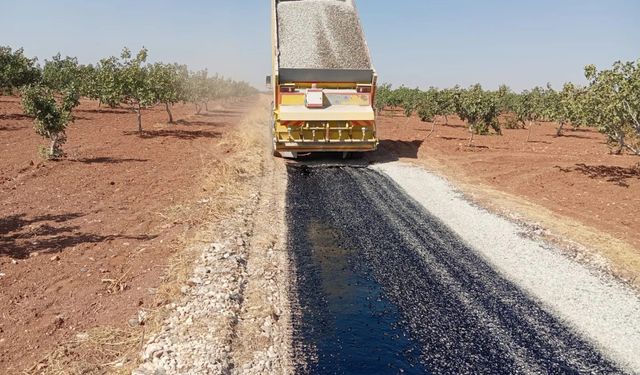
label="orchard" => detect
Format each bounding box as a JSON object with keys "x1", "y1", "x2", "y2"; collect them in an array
[
  {"x1": 0, "y1": 46, "x2": 256, "y2": 159},
  {"x1": 375, "y1": 60, "x2": 640, "y2": 154}
]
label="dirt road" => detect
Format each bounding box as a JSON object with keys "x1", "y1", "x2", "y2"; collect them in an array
[{"x1": 286, "y1": 164, "x2": 640, "y2": 374}]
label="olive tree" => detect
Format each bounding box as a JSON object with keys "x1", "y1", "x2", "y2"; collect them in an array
[{"x1": 21, "y1": 85, "x2": 80, "y2": 159}]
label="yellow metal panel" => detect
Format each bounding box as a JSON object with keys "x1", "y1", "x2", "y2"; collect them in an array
[{"x1": 281, "y1": 94, "x2": 305, "y2": 106}]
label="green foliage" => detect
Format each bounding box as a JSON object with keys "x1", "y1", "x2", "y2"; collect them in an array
[
  {"x1": 119, "y1": 48, "x2": 154, "y2": 105},
  {"x1": 453, "y1": 84, "x2": 502, "y2": 144},
  {"x1": 93, "y1": 55, "x2": 124, "y2": 108},
  {"x1": 148, "y1": 63, "x2": 189, "y2": 122},
  {"x1": 374, "y1": 83, "x2": 393, "y2": 114},
  {"x1": 21, "y1": 85, "x2": 80, "y2": 159},
  {"x1": 186, "y1": 70, "x2": 209, "y2": 113},
  {"x1": 548, "y1": 82, "x2": 588, "y2": 135},
  {"x1": 510, "y1": 87, "x2": 546, "y2": 127},
  {"x1": 0, "y1": 46, "x2": 41, "y2": 94},
  {"x1": 394, "y1": 86, "x2": 422, "y2": 117},
  {"x1": 583, "y1": 60, "x2": 640, "y2": 154}
]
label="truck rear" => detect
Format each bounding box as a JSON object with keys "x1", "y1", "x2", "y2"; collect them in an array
[{"x1": 270, "y1": 0, "x2": 378, "y2": 158}]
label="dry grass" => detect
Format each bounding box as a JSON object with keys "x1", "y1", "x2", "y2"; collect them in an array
[{"x1": 26, "y1": 96, "x2": 270, "y2": 374}]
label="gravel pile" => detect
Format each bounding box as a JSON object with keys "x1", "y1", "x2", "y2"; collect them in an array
[
  {"x1": 277, "y1": 0, "x2": 372, "y2": 69},
  {"x1": 373, "y1": 162, "x2": 640, "y2": 373},
  {"x1": 134, "y1": 237, "x2": 252, "y2": 374}
]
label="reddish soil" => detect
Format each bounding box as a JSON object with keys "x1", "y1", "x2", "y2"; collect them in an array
[
  {"x1": 374, "y1": 110, "x2": 640, "y2": 250},
  {"x1": 0, "y1": 95, "x2": 257, "y2": 373}
]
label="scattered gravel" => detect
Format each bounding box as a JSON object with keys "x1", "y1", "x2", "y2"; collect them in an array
[
  {"x1": 373, "y1": 162, "x2": 640, "y2": 373},
  {"x1": 134, "y1": 103, "x2": 292, "y2": 375},
  {"x1": 277, "y1": 0, "x2": 372, "y2": 69}
]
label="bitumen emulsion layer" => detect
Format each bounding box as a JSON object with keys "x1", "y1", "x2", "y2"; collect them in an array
[{"x1": 285, "y1": 165, "x2": 624, "y2": 374}]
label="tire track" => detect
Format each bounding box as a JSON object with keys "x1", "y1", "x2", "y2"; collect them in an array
[{"x1": 286, "y1": 165, "x2": 623, "y2": 374}]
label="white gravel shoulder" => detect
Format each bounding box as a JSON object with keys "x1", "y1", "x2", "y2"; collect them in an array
[{"x1": 372, "y1": 162, "x2": 640, "y2": 373}]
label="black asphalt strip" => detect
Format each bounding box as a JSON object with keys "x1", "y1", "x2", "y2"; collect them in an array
[{"x1": 286, "y1": 165, "x2": 623, "y2": 375}]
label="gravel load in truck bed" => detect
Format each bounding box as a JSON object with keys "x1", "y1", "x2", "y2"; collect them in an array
[{"x1": 277, "y1": 0, "x2": 372, "y2": 70}]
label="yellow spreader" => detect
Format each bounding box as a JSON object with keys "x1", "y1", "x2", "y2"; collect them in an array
[{"x1": 269, "y1": 0, "x2": 379, "y2": 158}]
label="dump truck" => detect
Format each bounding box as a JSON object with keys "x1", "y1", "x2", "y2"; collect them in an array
[{"x1": 269, "y1": 0, "x2": 378, "y2": 158}]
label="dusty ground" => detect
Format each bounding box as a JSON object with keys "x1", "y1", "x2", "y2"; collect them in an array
[
  {"x1": 0, "y1": 95, "x2": 261, "y2": 373},
  {"x1": 372, "y1": 110, "x2": 640, "y2": 287},
  {"x1": 135, "y1": 96, "x2": 293, "y2": 375}
]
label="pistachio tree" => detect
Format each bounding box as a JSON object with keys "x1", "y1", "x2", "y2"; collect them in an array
[
  {"x1": 0, "y1": 46, "x2": 41, "y2": 94},
  {"x1": 93, "y1": 55, "x2": 123, "y2": 108},
  {"x1": 584, "y1": 60, "x2": 640, "y2": 154},
  {"x1": 186, "y1": 70, "x2": 208, "y2": 114},
  {"x1": 21, "y1": 85, "x2": 80, "y2": 158},
  {"x1": 118, "y1": 48, "x2": 155, "y2": 132},
  {"x1": 453, "y1": 84, "x2": 502, "y2": 146},
  {"x1": 549, "y1": 83, "x2": 587, "y2": 136},
  {"x1": 374, "y1": 83, "x2": 393, "y2": 115},
  {"x1": 149, "y1": 62, "x2": 188, "y2": 123}
]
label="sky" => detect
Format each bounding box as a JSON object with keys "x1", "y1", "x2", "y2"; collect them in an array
[{"x1": 2, "y1": 0, "x2": 639, "y2": 91}]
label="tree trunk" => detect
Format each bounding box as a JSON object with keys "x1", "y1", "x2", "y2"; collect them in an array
[
  {"x1": 427, "y1": 121, "x2": 436, "y2": 138},
  {"x1": 526, "y1": 121, "x2": 534, "y2": 142},
  {"x1": 135, "y1": 103, "x2": 143, "y2": 133},
  {"x1": 195, "y1": 103, "x2": 201, "y2": 114},
  {"x1": 616, "y1": 132, "x2": 626, "y2": 155},
  {"x1": 204, "y1": 101, "x2": 209, "y2": 112},
  {"x1": 444, "y1": 115, "x2": 449, "y2": 125},
  {"x1": 49, "y1": 136, "x2": 57, "y2": 159},
  {"x1": 556, "y1": 122, "x2": 565, "y2": 137},
  {"x1": 468, "y1": 124, "x2": 475, "y2": 147},
  {"x1": 165, "y1": 102, "x2": 174, "y2": 124}
]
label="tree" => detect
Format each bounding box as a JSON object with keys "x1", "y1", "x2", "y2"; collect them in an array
[
  {"x1": 416, "y1": 88, "x2": 454, "y2": 137},
  {"x1": 0, "y1": 46, "x2": 41, "y2": 94},
  {"x1": 549, "y1": 83, "x2": 587, "y2": 136},
  {"x1": 453, "y1": 84, "x2": 502, "y2": 146},
  {"x1": 43, "y1": 54, "x2": 81, "y2": 92},
  {"x1": 118, "y1": 47, "x2": 156, "y2": 132},
  {"x1": 93, "y1": 55, "x2": 124, "y2": 108},
  {"x1": 374, "y1": 83, "x2": 393, "y2": 114},
  {"x1": 510, "y1": 87, "x2": 546, "y2": 142},
  {"x1": 394, "y1": 86, "x2": 422, "y2": 118},
  {"x1": 584, "y1": 60, "x2": 640, "y2": 154},
  {"x1": 435, "y1": 88, "x2": 456, "y2": 125},
  {"x1": 149, "y1": 63, "x2": 188, "y2": 123},
  {"x1": 21, "y1": 85, "x2": 80, "y2": 159},
  {"x1": 186, "y1": 70, "x2": 209, "y2": 114}
]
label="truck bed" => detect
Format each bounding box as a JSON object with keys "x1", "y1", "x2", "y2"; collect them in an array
[{"x1": 276, "y1": 0, "x2": 373, "y2": 78}]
